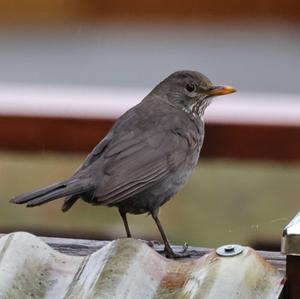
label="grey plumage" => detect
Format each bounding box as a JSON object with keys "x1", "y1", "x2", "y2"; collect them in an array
[{"x1": 11, "y1": 70, "x2": 235, "y2": 258}]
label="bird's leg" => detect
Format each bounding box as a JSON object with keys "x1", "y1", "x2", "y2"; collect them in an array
[
  {"x1": 151, "y1": 209, "x2": 190, "y2": 259},
  {"x1": 119, "y1": 209, "x2": 132, "y2": 238}
]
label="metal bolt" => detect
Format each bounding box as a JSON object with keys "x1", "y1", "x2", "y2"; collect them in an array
[
  {"x1": 224, "y1": 245, "x2": 235, "y2": 252},
  {"x1": 216, "y1": 244, "x2": 244, "y2": 257}
]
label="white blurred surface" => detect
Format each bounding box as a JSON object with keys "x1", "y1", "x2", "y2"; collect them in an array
[{"x1": 1, "y1": 83, "x2": 300, "y2": 126}]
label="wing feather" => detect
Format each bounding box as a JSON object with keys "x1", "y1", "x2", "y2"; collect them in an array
[
  {"x1": 98, "y1": 163, "x2": 169, "y2": 205},
  {"x1": 93, "y1": 130, "x2": 189, "y2": 205}
]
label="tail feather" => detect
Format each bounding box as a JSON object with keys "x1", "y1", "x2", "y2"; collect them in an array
[
  {"x1": 11, "y1": 178, "x2": 93, "y2": 208},
  {"x1": 11, "y1": 182, "x2": 64, "y2": 204},
  {"x1": 62, "y1": 195, "x2": 80, "y2": 212}
]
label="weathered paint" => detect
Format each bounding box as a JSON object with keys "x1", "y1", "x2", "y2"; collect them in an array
[{"x1": 0, "y1": 232, "x2": 284, "y2": 299}]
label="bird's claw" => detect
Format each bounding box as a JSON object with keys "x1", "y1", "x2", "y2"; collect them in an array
[
  {"x1": 182, "y1": 242, "x2": 189, "y2": 253},
  {"x1": 164, "y1": 244, "x2": 191, "y2": 259}
]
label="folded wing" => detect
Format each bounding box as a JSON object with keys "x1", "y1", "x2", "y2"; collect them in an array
[{"x1": 93, "y1": 129, "x2": 189, "y2": 205}]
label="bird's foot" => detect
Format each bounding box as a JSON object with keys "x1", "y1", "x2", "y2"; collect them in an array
[
  {"x1": 182, "y1": 242, "x2": 189, "y2": 253},
  {"x1": 164, "y1": 244, "x2": 191, "y2": 259}
]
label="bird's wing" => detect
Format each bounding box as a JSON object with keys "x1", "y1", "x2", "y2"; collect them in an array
[
  {"x1": 72, "y1": 135, "x2": 112, "y2": 174},
  {"x1": 93, "y1": 127, "x2": 193, "y2": 205},
  {"x1": 73, "y1": 104, "x2": 139, "y2": 173}
]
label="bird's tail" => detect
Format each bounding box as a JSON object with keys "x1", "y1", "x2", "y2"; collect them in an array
[{"x1": 10, "y1": 178, "x2": 94, "y2": 208}]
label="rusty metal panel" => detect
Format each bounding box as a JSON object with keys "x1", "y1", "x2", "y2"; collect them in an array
[{"x1": 0, "y1": 232, "x2": 284, "y2": 298}]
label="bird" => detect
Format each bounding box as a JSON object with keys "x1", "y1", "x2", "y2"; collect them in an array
[{"x1": 10, "y1": 70, "x2": 235, "y2": 258}]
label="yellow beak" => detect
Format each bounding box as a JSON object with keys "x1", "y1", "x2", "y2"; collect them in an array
[{"x1": 205, "y1": 85, "x2": 236, "y2": 97}]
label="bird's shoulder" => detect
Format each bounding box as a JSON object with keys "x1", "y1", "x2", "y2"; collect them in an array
[
  {"x1": 108, "y1": 100, "x2": 202, "y2": 150},
  {"x1": 75, "y1": 100, "x2": 203, "y2": 174},
  {"x1": 115, "y1": 99, "x2": 202, "y2": 134}
]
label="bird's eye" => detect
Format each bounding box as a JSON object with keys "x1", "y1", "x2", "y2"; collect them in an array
[{"x1": 186, "y1": 83, "x2": 196, "y2": 92}]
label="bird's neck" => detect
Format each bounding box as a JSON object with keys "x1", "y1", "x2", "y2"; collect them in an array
[{"x1": 182, "y1": 98, "x2": 212, "y2": 119}]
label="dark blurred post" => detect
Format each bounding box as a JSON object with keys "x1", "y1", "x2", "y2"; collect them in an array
[{"x1": 282, "y1": 212, "x2": 300, "y2": 298}]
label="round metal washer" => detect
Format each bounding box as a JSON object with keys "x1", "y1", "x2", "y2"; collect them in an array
[{"x1": 216, "y1": 244, "x2": 244, "y2": 257}]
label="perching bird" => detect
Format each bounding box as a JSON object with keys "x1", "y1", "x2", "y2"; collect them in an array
[{"x1": 11, "y1": 70, "x2": 235, "y2": 258}]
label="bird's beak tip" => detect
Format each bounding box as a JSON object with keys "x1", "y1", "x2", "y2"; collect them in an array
[{"x1": 206, "y1": 85, "x2": 236, "y2": 97}]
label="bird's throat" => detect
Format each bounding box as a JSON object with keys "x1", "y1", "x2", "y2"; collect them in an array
[{"x1": 182, "y1": 99, "x2": 211, "y2": 118}]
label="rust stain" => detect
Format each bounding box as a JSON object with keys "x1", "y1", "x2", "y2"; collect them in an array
[{"x1": 160, "y1": 271, "x2": 187, "y2": 289}]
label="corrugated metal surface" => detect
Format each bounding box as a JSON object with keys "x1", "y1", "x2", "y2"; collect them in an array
[{"x1": 0, "y1": 232, "x2": 284, "y2": 299}]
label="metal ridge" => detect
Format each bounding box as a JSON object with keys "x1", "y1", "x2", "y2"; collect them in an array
[{"x1": 0, "y1": 232, "x2": 284, "y2": 299}]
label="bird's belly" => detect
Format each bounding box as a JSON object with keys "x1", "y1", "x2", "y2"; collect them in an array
[{"x1": 116, "y1": 153, "x2": 199, "y2": 215}]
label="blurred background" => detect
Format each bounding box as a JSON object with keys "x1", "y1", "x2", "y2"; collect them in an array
[{"x1": 0, "y1": 0, "x2": 300, "y2": 250}]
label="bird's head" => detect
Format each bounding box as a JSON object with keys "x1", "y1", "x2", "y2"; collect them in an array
[{"x1": 152, "y1": 70, "x2": 236, "y2": 116}]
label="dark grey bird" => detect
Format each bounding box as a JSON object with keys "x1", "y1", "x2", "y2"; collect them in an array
[{"x1": 11, "y1": 70, "x2": 235, "y2": 258}]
